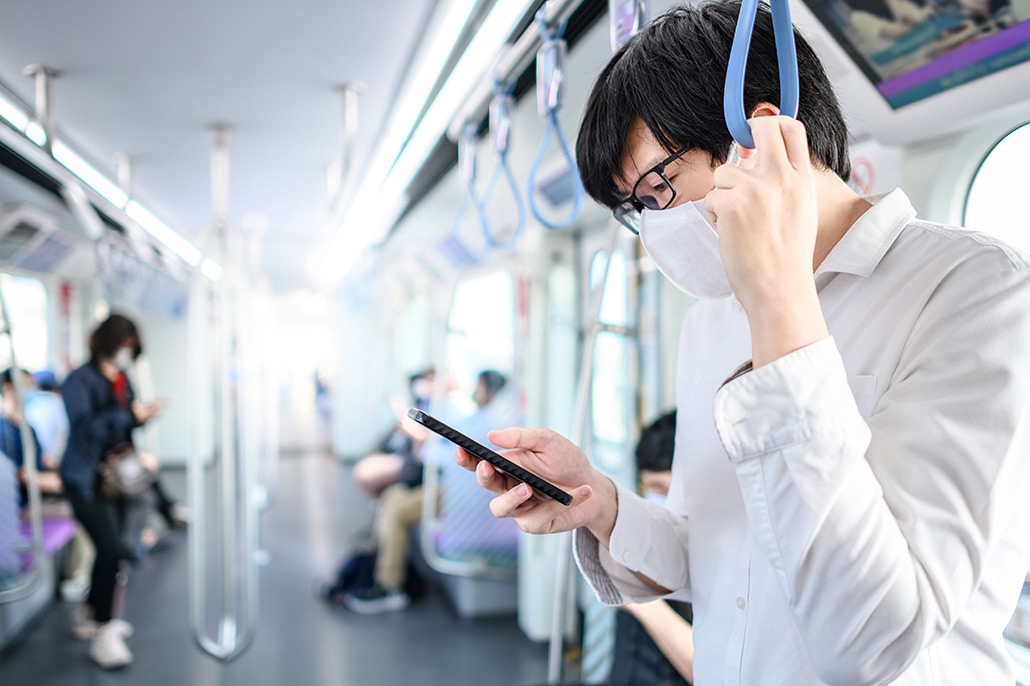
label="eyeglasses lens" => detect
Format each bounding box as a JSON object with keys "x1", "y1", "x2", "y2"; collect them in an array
[
  {"x1": 614, "y1": 203, "x2": 640, "y2": 234},
  {"x1": 634, "y1": 171, "x2": 674, "y2": 211}
]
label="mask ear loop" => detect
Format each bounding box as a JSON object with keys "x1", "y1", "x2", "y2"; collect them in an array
[
  {"x1": 527, "y1": 7, "x2": 585, "y2": 230},
  {"x1": 449, "y1": 121, "x2": 490, "y2": 263},
  {"x1": 723, "y1": 0, "x2": 800, "y2": 149},
  {"x1": 478, "y1": 78, "x2": 526, "y2": 248}
]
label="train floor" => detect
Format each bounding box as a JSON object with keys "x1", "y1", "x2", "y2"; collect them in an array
[{"x1": 0, "y1": 451, "x2": 549, "y2": 685}]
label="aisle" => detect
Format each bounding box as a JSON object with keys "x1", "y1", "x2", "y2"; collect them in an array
[{"x1": 0, "y1": 453, "x2": 547, "y2": 686}]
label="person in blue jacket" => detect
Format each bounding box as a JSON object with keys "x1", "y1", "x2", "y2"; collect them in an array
[{"x1": 59, "y1": 314, "x2": 161, "y2": 670}]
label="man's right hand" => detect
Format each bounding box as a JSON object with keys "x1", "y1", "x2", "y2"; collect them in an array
[{"x1": 454, "y1": 427, "x2": 618, "y2": 546}]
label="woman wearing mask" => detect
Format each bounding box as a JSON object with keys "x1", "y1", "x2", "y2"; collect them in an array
[{"x1": 59, "y1": 314, "x2": 161, "y2": 669}]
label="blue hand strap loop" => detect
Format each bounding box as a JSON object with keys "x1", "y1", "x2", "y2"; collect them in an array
[
  {"x1": 478, "y1": 82, "x2": 526, "y2": 248},
  {"x1": 450, "y1": 122, "x2": 489, "y2": 261},
  {"x1": 723, "y1": 0, "x2": 800, "y2": 149},
  {"x1": 527, "y1": 6, "x2": 585, "y2": 230}
]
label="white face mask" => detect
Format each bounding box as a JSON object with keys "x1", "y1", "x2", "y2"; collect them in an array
[
  {"x1": 112, "y1": 347, "x2": 134, "y2": 371},
  {"x1": 638, "y1": 198, "x2": 733, "y2": 299}
]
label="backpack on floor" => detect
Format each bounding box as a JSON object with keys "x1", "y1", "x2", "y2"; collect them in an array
[{"x1": 321, "y1": 549, "x2": 426, "y2": 604}]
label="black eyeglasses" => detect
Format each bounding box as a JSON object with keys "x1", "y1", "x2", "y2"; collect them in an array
[{"x1": 612, "y1": 148, "x2": 688, "y2": 235}]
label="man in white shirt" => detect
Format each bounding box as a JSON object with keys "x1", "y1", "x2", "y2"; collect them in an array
[{"x1": 456, "y1": 2, "x2": 1030, "y2": 684}]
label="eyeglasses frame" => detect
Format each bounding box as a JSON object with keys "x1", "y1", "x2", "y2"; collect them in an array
[{"x1": 612, "y1": 147, "x2": 689, "y2": 235}]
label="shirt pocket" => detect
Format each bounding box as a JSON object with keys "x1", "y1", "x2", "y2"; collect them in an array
[{"x1": 846, "y1": 374, "x2": 878, "y2": 419}]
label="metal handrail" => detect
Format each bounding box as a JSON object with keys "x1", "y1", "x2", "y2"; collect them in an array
[
  {"x1": 186, "y1": 222, "x2": 259, "y2": 662},
  {"x1": 0, "y1": 284, "x2": 44, "y2": 604},
  {"x1": 547, "y1": 219, "x2": 622, "y2": 683}
]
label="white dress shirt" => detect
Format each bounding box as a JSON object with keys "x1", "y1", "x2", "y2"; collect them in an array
[{"x1": 574, "y1": 189, "x2": 1030, "y2": 685}]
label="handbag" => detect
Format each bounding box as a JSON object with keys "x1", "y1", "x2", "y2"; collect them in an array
[{"x1": 97, "y1": 442, "x2": 155, "y2": 499}]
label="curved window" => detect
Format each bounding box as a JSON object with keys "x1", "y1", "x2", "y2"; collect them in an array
[{"x1": 964, "y1": 123, "x2": 1030, "y2": 251}]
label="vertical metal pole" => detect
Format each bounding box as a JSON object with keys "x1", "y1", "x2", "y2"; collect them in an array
[
  {"x1": 547, "y1": 220, "x2": 622, "y2": 683},
  {"x1": 210, "y1": 124, "x2": 231, "y2": 224},
  {"x1": 22, "y1": 64, "x2": 59, "y2": 155}
]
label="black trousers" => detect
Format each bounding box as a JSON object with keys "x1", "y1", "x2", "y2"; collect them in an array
[{"x1": 65, "y1": 487, "x2": 132, "y2": 623}]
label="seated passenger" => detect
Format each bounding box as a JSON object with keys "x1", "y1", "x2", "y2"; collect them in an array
[
  {"x1": 24, "y1": 369, "x2": 70, "y2": 468},
  {"x1": 20, "y1": 369, "x2": 96, "y2": 602},
  {"x1": 0, "y1": 368, "x2": 63, "y2": 503},
  {"x1": 352, "y1": 368, "x2": 434, "y2": 499},
  {"x1": 344, "y1": 370, "x2": 507, "y2": 614}
]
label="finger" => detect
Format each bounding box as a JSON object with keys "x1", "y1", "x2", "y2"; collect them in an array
[
  {"x1": 489, "y1": 482, "x2": 536, "y2": 519},
  {"x1": 476, "y1": 459, "x2": 512, "y2": 496},
  {"x1": 454, "y1": 447, "x2": 479, "y2": 472},
  {"x1": 735, "y1": 144, "x2": 758, "y2": 169},
  {"x1": 514, "y1": 483, "x2": 595, "y2": 534},
  {"x1": 777, "y1": 117, "x2": 811, "y2": 174},
  {"x1": 487, "y1": 427, "x2": 554, "y2": 452},
  {"x1": 712, "y1": 163, "x2": 745, "y2": 190},
  {"x1": 748, "y1": 116, "x2": 790, "y2": 170},
  {"x1": 704, "y1": 188, "x2": 731, "y2": 227}
]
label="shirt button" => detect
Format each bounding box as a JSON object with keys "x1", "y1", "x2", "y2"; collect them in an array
[
  {"x1": 736, "y1": 596, "x2": 746, "y2": 610},
  {"x1": 622, "y1": 551, "x2": 633, "y2": 563}
]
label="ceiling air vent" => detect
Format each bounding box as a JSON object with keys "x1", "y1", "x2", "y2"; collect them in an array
[{"x1": 0, "y1": 203, "x2": 65, "y2": 270}]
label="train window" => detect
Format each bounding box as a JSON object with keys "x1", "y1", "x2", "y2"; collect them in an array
[
  {"x1": 590, "y1": 249, "x2": 629, "y2": 326},
  {"x1": 0, "y1": 273, "x2": 48, "y2": 372},
  {"x1": 963, "y1": 123, "x2": 1030, "y2": 251},
  {"x1": 445, "y1": 271, "x2": 515, "y2": 402}
]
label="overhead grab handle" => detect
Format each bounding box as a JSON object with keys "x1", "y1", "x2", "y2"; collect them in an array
[
  {"x1": 478, "y1": 80, "x2": 526, "y2": 248},
  {"x1": 448, "y1": 122, "x2": 488, "y2": 263},
  {"x1": 527, "y1": 7, "x2": 585, "y2": 230},
  {"x1": 723, "y1": 0, "x2": 800, "y2": 149}
]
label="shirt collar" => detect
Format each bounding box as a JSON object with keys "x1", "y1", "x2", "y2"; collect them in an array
[{"x1": 815, "y1": 188, "x2": 917, "y2": 278}]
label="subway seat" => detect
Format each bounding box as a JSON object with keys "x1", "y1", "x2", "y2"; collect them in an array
[
  {"x1": 0, "y1": 458, "x2": 76, "y2": 649},
  {"x1": 424, "y1": 394, "x2": 523, "y2": 617}
]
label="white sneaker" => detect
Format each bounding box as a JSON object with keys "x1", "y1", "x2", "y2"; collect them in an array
[
  {"x1": 71, "y1": 606, "x2": 134, "y2": 641},
  {"x1": 89, "y1": 622, "x2": 133, "y2": 669},
  {"x1": 61, "y1": 577, "x2": 90, "y2": 603}
]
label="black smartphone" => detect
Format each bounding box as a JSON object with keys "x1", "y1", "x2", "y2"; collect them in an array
[{"x1": 408, "y1": 408, "x2": 573, "y2": 506}]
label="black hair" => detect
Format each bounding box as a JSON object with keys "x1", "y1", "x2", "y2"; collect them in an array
[
  {"x1": 477, "y1": 370, "x2": 507, "y2": 395},
  {"x1": 1, "y1": 368, "x2": 28, "y2": 390},
  {"x1": 576, "y1": 0, "x2": 851, "y2": 208},
  {"x1": 89, "y1": 314, "x2": 142, "y2": 362},
  {"x1": 636, "y1": 411, "x2": 677, "y2": 472}
]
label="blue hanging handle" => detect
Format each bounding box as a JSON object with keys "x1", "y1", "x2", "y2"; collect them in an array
[
  {"x1": 449, "y1": 122, "x2": 489, "y2": 262},
  {"x1": 478, "y1": 81, "x2": 526, "y2": 248},
  {"x1": 723, "y1": 0, "x2": 800, "y2": 149},
  {"x1": 527, "y1": 7, "x2": 585, "y2": 230}
]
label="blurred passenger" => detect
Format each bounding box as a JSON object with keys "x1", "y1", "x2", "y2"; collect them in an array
[
  {"x1": 59, "y1": 314, "x2": 159, "y2": 669},
  {"x1": 345, "y1": 370, "x2": 505, "y2": 614},
  {"x1": 19, "y1": 369, "x2": 96, "y2": 602},
  {"x1": 24, "y1": 369, "x2": 70, "y2": 467},
  {"x1": 352, "y1": 368, "x2": 434, "y2": 499},
  {"x1": 0, "y1": 368, "x2": 62, "y2": 504}
]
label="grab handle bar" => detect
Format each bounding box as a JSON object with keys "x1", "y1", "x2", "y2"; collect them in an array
[
  {"x1": 723, "y1": 0, "x2": 800, "y2": 149},
  {"x1": 187, "y1": 224, "x2": 259, "y2": 662}
]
